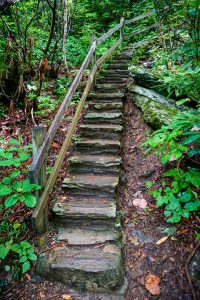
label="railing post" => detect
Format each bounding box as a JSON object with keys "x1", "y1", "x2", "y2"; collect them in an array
[
  {"x1": 91, "y1": 34, "x2": 96, "y2": 89},
  {"x1": 120, "y1": 17, "x2": 125, "y2": 48},
  {"x1": 31, "y1": 125, "x2": 47, "y2": 232}
]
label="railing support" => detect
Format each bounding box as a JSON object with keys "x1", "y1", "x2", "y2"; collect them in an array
[
  {"x1": 120, "y1": 17, "x2": 125, "y2": 48},
  {"x1": 31, "y1": 125, "x2": 47, "y2": 232},
  {"x1": 91, "y1": 35, "x2": 97, "y2": 89}
]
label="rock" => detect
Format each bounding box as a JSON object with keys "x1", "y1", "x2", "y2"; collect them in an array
[
  {"x1": 52, "y1": 197, "x2": 117, "y2": 224},
  {"x1": 129, "y1": 229, "x2": 153, "y2": 246},
  {"x1": 128, "y1": 84, "x2": 179, "y2": 128},
  {"x1": 62, "y1": 173, "x2": 119, "y2": 197},
  {"x1": 74, "y1": 138, "x2": 121, "y2": 155},
  {"x1": 79, "y1": 124, "x2": 123, "y2": 140},
  {"x1": 84, "y1": 112, "x2": 123, "y2": 125},
  {"x1": 129, "y1": 65, "x2": 161, "y2": 91},
  {"x1": 57, "y1": 226, "x2": 120, "y2": 245},
  {"x1": 36, "y1": 245, "x2": 124, "y2": 293}
]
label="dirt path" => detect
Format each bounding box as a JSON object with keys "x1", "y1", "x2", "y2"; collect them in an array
[{"x1": 120, "y1": 95, "x2": 196, "y2": 300}]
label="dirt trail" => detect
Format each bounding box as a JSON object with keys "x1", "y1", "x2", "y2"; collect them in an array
[{"x1": 121, "y1": 95, "x2": 195, "y2": 300}]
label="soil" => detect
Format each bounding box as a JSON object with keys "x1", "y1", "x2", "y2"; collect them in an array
[{"x1": 0, "y1": 94, "x2": 199, "y2": 300}]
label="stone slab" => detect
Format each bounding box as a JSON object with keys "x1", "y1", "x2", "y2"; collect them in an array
[
  {"x1": 36, "y1": 245, "x2": 124, "y2": 292},
  {"x1": 57, "y1": 227, "x2": 120, "y2": 245}
]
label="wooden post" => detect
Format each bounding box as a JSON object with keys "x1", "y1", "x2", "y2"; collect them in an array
[
  {"x1": 120, "y1": 17, "x2": 125, "y2": 48},
  {"x1": 31, "y1": 125, "x2": 47, "y2": 232},
  {"x1": 91, "y1": 35, "x2": 96, "y2": 88}
]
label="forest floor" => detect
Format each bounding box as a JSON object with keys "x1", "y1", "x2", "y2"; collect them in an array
[{"x1": 1, "y1": 94, "x2": 198, "y2": 300}]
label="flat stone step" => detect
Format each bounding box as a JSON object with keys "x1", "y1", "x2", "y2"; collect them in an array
[
  {"x1": 74, "y1": 138, "x2": 121, "y2": 155},
  {"x1": 57, "y1": 226, "x2": 120, "y2": 245},
  {"x1": 98, "y1": 77, "x2": 128, "y2": 84},
  {"x1": 53, "y1": 197, "x2": 116, "y2": 221},
  {"x1": 79, "y1": 123, "x2": 123, "y2": 139},
  {"x1": 62, "y1": 173, "x2": 119, "y2": 197},
  {"x1": 109, "y1": 64, "x2": 128, "y2": 70},
  {"x1": 36, "y1": 245, "x2": 124, "y2": 292},
  {"x1": 88, "y1": 101, "x2": 123, "y2": 112},
  {"x1": 95, "y1": 83, "x2": 126, "y2": 92},
  {"x1": 92, "y1": 92, "x2": 124, "y2": 99},
  {"x1": 84, "y1": 112, "x2": 123, "y2": 125},
  {"x1": 68, "y1": 153, "x2": 121, "y2": 174},
  {"x1": 104, "y1": 70, "x2": 129, "y2": 77}
]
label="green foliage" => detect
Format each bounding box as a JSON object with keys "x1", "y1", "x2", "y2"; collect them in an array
[
  {"x1": 144, "y1": 109, "x2": 200, "y2": 224},
  {"x1": 0, "y1": 137, "x2": 38, "y2": 279}
]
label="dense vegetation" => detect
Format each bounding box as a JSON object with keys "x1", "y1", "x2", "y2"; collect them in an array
[{"x1": 0, "y1": 0, "x2": 199, "y2": 290}]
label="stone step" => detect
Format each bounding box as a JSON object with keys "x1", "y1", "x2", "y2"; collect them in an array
[
  {"x1": 88, "y1": 101, "x2": 123, "y2": 112},
  {"x1": 84, "y1": 112, "x2": 123, "y2": 125},
  {"x1": 57, "y1": 226, "x2": 120, "y2": 245},
  {"x1": 74, "y1": 138, "x2": 121, "y2": 155},
  {"x1": 36, "y1": 244, "x2": 124, "y2": 292},
  {"x1": 79, "y1": 123, "x2": 123, "y2": 139},
  {"x1": 68, "y1": 153, "x2": 121, "y2": 174},
  {"x1": 53, "y1": 197, "x2": 117, "y2": 222},
  {"x1": 95, "y1": 83, "x2": 126, "y2": 93},
  {"x1": 112, "y1": 59, "x2": 129, "y2": 64},
  {"x1": 109, "y1": 64, "x2": 128, "y2": 70},
  {"x1": 62, "y1": 173, "x2": 119, "y2": 197},
  {"x1": 104, "y1": 70, "x2": 129, "y2": 77},
  {"x1": 91, "y1": 92, "x2": 124, "y2": 99},
  {"x1": 98, "y1": 77, "x2": 128, "y2": 84}
]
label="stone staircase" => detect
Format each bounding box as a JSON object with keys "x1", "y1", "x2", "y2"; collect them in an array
[{"x1": 36, "y1": 48, "x2": 133, "y2": 296}]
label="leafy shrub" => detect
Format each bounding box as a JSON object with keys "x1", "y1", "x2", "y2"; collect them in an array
[
  {"x1": 144, "y1": 110, "x2": 200, "y2": 224},
  {"x1": 0, "y1": 137, "x2": 39, "y2": 279}
]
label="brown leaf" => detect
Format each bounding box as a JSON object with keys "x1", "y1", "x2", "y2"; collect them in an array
[
  {"x1": 52, "y1": 142, "x2": 60, "y2": 148},
  {"x1": 62, "y1": 295, "x2": 72, "y2": 300},
  {"x1": 145, "y1": 274, "x2": 161, "y2": 295},
  {"x1": 156, "y1": 236, "x2": 169, "y2": 245},
  {"x1": 132, "y1": 198, "x2": 147, "y2": 209}
]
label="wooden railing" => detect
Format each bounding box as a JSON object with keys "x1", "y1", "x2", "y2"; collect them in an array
[{"x1": 30, "y1": 9, "x2": 159, "y2": 232}]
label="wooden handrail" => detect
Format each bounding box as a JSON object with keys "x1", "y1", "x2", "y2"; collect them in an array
[
  {"x1": 30, "y1": 9, "x2": 159, "y2": 232},
  {"x1": 29, "y1": 43, "x2": 96, "y2": 183}
]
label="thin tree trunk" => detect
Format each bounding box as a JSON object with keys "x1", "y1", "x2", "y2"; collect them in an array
[{"x1": 62, "y1": 0, "x2": 68, "y2": 68}]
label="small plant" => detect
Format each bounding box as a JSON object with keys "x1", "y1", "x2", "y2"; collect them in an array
[
  {"x1": 144, "y1": 110, "x2": 200, "y2": 224},
  {"x1": 0, "y1": 137, "x2": 39, "y2": 279}
]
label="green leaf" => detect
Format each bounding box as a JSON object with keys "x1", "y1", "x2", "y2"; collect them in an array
[
  {"x1": 0, "y1": 186, "x2": 12, "y2": 196},
  {"x1": 176, "y1": 98, "x2": 189, "y2": 105},
  {"x1": 19, "y1": 256, "x2": 28, "y2": 263},
  {"x1": 20, "y1": 241, "x2": 31, "y2": 249},
  {"x1": 183, "y1": 133, "x2": 200, "y2": 145},
  {"x1": 10, "y1": 170, "x2": 21, "y2": 179},
  {"x1": 18, "y1": 153, "x2": 30, "y2": 162},
  {"x1": 13, "y1": 180, "x2": 22, "y2": 190},
  {"x1": 184, "y1": 200, "x2": 200, "y2": 212},
  {"x1": 22, "y1": 179, "x2": 33, "y2": 193},
  {"x1": 11, "y1": 244, "x2": 20, "y2": 252},
  {"x1": 2, "y1": 177, "x2": 11, "y2": 185},
  {"x1": 179, "y1": 192, "x2": 192, "y2": 203},
  {"x1": 145, "y1": 181, "x2": 153, "y2": 189},
  {"x1": 5, "y1": 194, "x2": 19, "y2": 208},
  {"x1": 0, "y1": 160, "x2": 16, "y2": 167},
  {"x1": 0, "y1": 244, "x2": 11, "y2": 259},
  {"x1": 23, "y1": 194, "x2": 36, "y2": 208},
  {"x1": 5, "y1": 265, "x2": 11, "y2": 271},
  {"x1": 28, "y1": 253, "x2": 37, "y2": 261},
  {"x1": 8, "y1": 138, "x2": 19, "y2": 145},
  {"x1": 22, "y1": 260, "x2": 30, "y2": 273},
  {"x1": 188, "y1": 147, "x2": 200, "y2": 156}
]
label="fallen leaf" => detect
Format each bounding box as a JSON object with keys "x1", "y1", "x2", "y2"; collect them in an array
[
  {"x1": 132, "y1": 198, "x2": 147, "y2": 209},
  {"x1": 52, "y1": 142, "x2": 60, "y2": 148},
  {"x1": 38, "y1": 291, "x2": 45, "y2": 299},
  {"x1": 25, "y1": 273, "x2": 31, "y2": 281},
  {"x1": 145, "y1": 274, "x2": 161, "y2": 295},
  {"x1": 156, "y1": 236, "x2": 169, "y2": 245},
  {"x1": 176, "y1": 229, "x2": 189, "y2": 236},
  {"x1": 62, "y1": 295, "x2": 72, "y2": 300}
]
